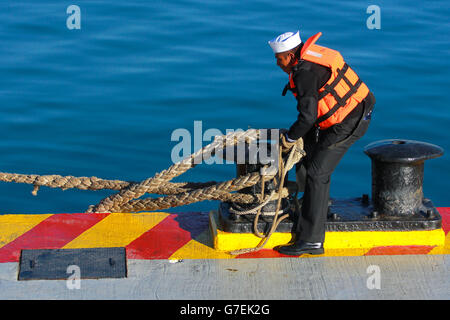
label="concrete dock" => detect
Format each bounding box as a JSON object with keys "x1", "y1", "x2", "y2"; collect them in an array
[
  {"x1": 0, "y1": 208, "x2": 448, "y2": 300},
  {"x1": 0, "y1": 254, "x2": 448, "y2": 299}
]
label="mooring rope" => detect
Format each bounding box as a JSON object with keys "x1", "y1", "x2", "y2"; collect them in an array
[
  {"x1": 86, "y1": 129, "x2": 263, "y2": 213},
  {"x1": 0, "y1": 128, "x2": 305, "y2": 254}
]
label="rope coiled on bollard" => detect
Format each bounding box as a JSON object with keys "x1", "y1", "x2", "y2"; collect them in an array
[{"x1": 228, "y1": 137, "x2": 305, "y2": 255}]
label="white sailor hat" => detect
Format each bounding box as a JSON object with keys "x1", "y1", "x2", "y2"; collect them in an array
[{"x1": 268, "y1": 30, "x2": 301, "y2": 54}]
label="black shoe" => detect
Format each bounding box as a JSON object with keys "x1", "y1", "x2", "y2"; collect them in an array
[{"x1": 276, "y1": 240, "x2": 324, "y2": 256}]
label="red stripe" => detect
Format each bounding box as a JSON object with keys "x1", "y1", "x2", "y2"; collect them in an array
[
  {"x1": 437, "y1": 207, "x2": 450, "y2": 235},
  {"x1": 364, "y1": 245, "x2": 435, "y2": 256},
  {"x1": 126, "y1": 214, "x2": 192, "y2": 260},
  {"x1": 236, "y1": 249, "x2": 286, "y2": 259},
  {"x1": 0, "y1": 213, "x2": 109, "y2": 263}
]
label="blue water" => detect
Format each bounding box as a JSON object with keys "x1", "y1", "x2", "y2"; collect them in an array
[{"x1": 0, "y1": 1, "x2": 449, "y2": 214}]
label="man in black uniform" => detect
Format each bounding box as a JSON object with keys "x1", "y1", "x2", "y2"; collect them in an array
[{"x1": 268, "y1": 31, "x2": 375, "y2": 255}]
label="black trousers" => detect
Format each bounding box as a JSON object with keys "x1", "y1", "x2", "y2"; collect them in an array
[{"x1": 295, "y1": 92, "x2": 375, "y2": 243}]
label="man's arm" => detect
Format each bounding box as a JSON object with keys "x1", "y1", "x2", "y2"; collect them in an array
[{"x1": 286, "y1": 68, "x2": 320, "y2": 141}]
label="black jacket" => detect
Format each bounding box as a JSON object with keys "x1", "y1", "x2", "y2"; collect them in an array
[{"x1": 286, "y1": 59, "x2": 371, "y2": 145}]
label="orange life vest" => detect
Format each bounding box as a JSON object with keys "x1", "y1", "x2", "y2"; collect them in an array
[{"x1": 283, "y1": 32, "x2": 369, "y2": 130}]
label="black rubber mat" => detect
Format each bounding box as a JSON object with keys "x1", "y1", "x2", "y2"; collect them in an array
[{"x1": 18, "y1": 247, "x2": 127, "y2": 281}]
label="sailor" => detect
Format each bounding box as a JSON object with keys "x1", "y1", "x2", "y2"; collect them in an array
[{"x1": 268, "y1": 30, "x2": 376, "y2": 255}]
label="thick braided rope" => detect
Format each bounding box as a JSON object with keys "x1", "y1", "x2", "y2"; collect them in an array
[
  {"x1": 103, "y1": 170, "x2": 264, "y2": 212},
  {"x1": 107, "y1": 167, "x2": 285, "y2": 213},
  {"x1": 0, "y1": 172, "x2": 222, "y2": 196},
  {"x1": 86, "y1": 129, "x2": 260, "y2": 213},
  {"x1": 116, "y1": 185, "x2": 289, "y2": 213},
  {"x1": 229, "y1": 191, "x2": 279, "y2": 215},
  {"x1": 0, "y1": 173, "x2": 131, "y2": 192},
  {"x1": 0, "y1": 170, "x2": 265, "y2": 205},
  {"x1": 118, "y1": 191, "x2": 259, "y2": 212},
  {"x1": 0, "y1": 129, "x2": 303, "y2": 217}
]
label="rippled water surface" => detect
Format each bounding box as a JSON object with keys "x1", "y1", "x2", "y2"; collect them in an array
[{"x1": 0, "y1": 1, "x2": 449, "y2": 214}]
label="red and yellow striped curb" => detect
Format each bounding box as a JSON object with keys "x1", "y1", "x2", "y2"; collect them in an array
[
  {"x1": 0, "y1": 208, "x2": 448, "y2": 262},
  {"x1": 210, "y1": 211, "x2": 445, "y2": 252}
]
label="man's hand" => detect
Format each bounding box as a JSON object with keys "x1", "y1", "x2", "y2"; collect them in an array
[{"x1": 280, "y1": 131, "x2": 296, "y2": 153}]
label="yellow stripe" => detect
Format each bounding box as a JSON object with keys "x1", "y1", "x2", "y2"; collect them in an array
[
  {"x1": 63, "y1": 212, "x2": 169, "y2": 249},
  {"x1": 428, "y1": 232, "x2": 450, "y2": 255},
  {"x1": 214, "y1": 229, "x2": 445, "y2": 252},
  {"x1": 170, "y1": 230, "x2": 235, "y2": 260},
  {"x1": 210, "y1": 210, "x2": 294, "y2": 252},
  {"x1": 214, "y1": 231, "x2": 293, "y2": 252},
  {"x1": 323, "y1": 229, "x2": 445, "y2": 249},
  {"x1": 0, "y1": 214, "x2": 52, "y2": 248}
]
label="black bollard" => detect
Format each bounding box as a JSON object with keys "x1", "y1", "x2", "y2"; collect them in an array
[
  {"x1": 217, "y1": 129, "x2": 294, "y2": 233},
  {"x1": 364, "y1": 139, "x2": 444, "y2": 217},
  {"x1": 318, "y1": 139, "x2": 444, "y2": 231}
]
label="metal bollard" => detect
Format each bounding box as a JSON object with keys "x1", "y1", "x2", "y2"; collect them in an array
[
  {"x1": 364, "y1": 139, "x2": 444, "y2": 217},
  {"x1": 212, "y1": 136, "x2": 445, "y2": 237},
  {"x1": 217, "y1": 129, "x2": 293, "y2": 233}
]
